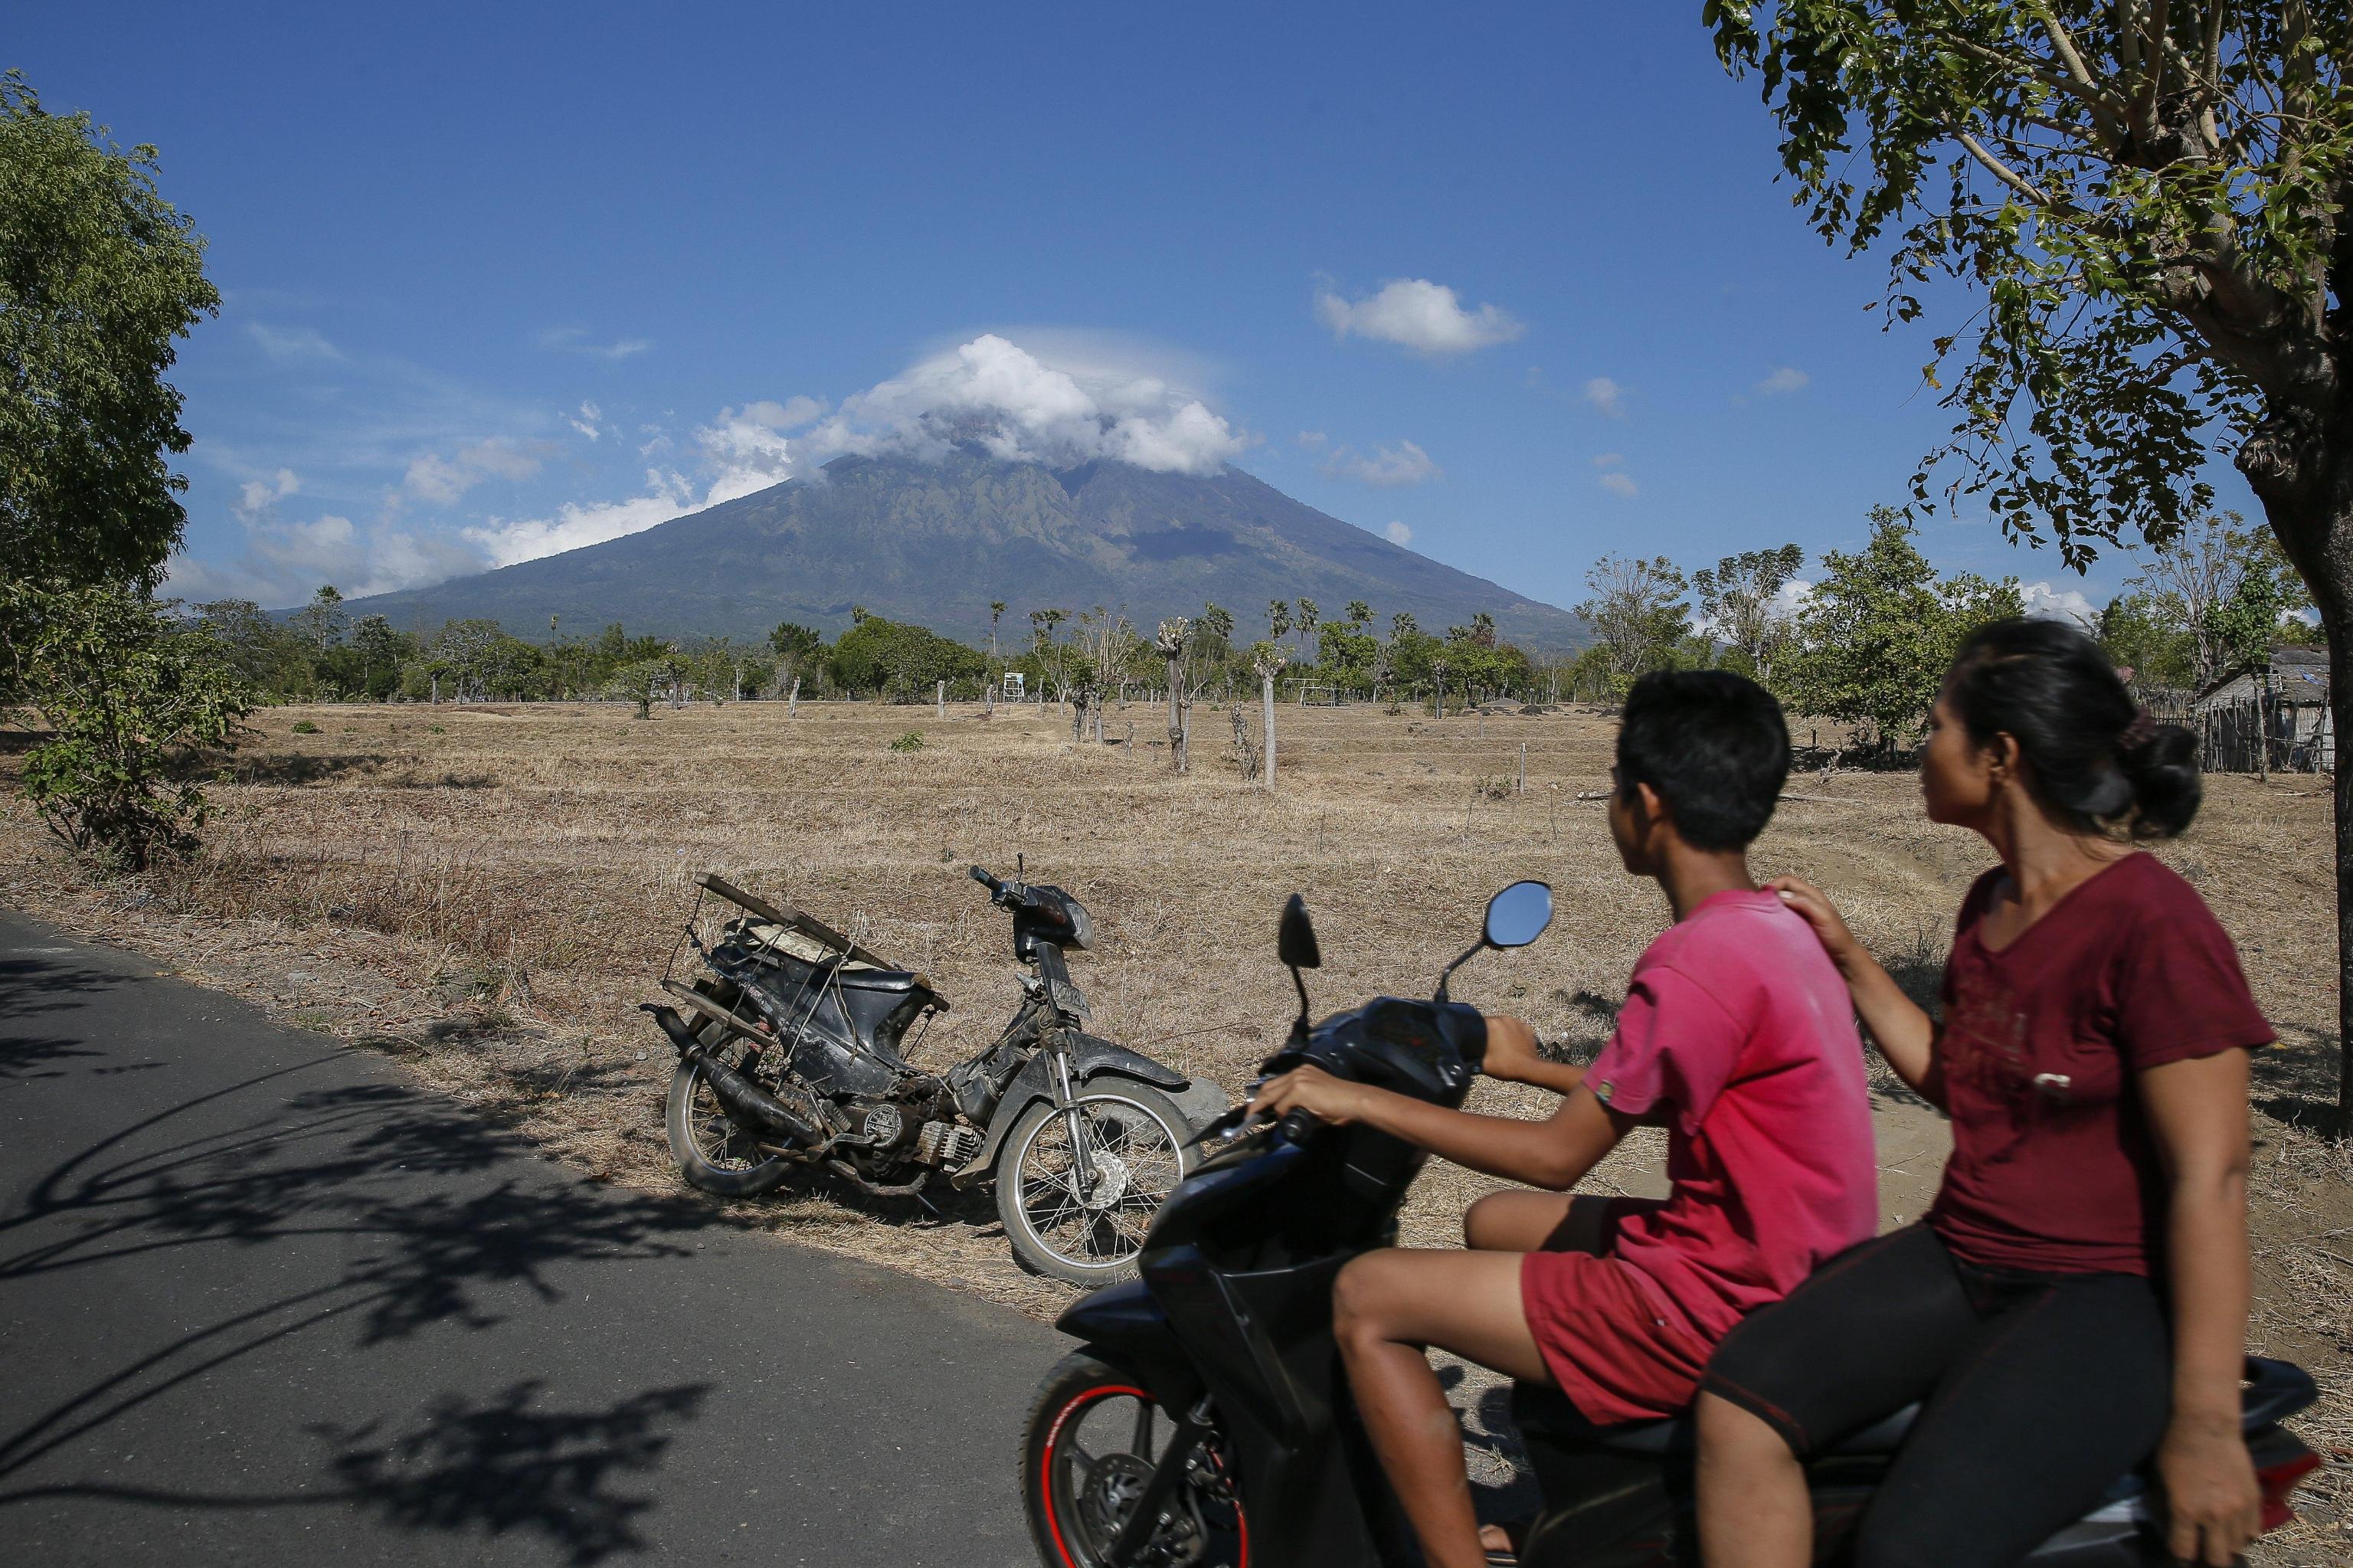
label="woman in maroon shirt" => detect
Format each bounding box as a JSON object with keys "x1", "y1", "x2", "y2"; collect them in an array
[{"x1": 1693, "y1": 619, "x2": 2274, "y2": 1568}]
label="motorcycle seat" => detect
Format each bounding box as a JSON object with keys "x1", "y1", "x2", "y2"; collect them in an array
[{"x1": 1510, "y1": 1386, "x2": 1919, "y2": 1458}]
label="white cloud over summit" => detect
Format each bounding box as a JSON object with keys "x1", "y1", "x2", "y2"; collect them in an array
[{"x1": 1314, "y1": 279, "x2": 1524, "y2": 355}]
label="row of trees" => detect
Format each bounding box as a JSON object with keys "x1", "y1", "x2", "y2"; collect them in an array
[{"x1": 1567, "y1": 509, "x2": 2321, "y2": 755}]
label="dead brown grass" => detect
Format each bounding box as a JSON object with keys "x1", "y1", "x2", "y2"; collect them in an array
[{"x1": 2, "y1": 696, "x2": 2345, "y2": 1553}]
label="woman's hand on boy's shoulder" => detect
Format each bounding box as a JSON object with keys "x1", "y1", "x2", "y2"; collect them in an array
[
  {"x1": 1764, "y1": 875, "x2": 1860, "y2": 971},
  {"x1": 1248, "y1": 1064, "x2": 1375, "y2": 1128}
]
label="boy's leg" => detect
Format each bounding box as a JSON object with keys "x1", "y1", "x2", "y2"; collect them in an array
[
  {"x1": 1465, "y1": 1192, "x2": 1669, "y2": 1252},
  {"x1": 1334, "y1": 1248, "x2": 1551, "y2": 1568}
]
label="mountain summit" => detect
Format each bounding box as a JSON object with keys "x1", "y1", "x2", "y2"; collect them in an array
[{"x1": 342, "y1": 453, "x2": 1587, "y2": 648}]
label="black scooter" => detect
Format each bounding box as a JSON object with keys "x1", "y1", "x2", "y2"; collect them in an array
[{"x1": 1017, "y1": 885, "x2": 2324, "y2": 1566}]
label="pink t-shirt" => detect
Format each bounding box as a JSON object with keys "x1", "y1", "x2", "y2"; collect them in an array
[{"x1": 1586, "y1": 889, "x2": 1878, "y2": 1342}]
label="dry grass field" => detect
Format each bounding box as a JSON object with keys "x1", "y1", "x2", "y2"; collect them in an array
[{"x1": 3, "y1": 696, "x2": 2347, "y2": 1557}]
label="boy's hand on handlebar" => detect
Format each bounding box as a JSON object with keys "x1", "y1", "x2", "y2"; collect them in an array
[
  {"x1": 1248, "y1": 1065, "x2": 1373, "y2": 1128},
  {"x1": 1764, "y1": 875, "x2": 1863, "y2": 974},
  {"x1": 1480, "y1": 1016, "x2": 1546, "y2": 1085}
]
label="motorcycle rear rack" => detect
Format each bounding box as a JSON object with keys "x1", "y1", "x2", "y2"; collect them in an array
[{"x1": 692, "y1": 873, "x2": 896, "y2": 971}]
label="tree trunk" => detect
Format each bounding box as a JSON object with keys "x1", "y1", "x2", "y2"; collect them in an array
[
  {"x1": 787, "y1": 676, "x2": 800, "y2": 715},
  {"x1": 1262, "y1": 674, "x2": 1277, "y2": 792},
  {"x1": 2242, "y1": 464, "x2": 2353, "y2": 1119},
  {"x1": 2335, "y1": 633, "x2": 2353, "y2": 1119},
  {"x1": 1166, "y1": 655, "x2": 1185, "y2": 774}
]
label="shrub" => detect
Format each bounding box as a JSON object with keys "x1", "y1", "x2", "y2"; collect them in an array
[
  {"x1": 889, "y1": 731, "x2": 926, "y2": 753},
  {"x1": 290, "y1": 719, "x2": 320, "y2": 734},
  {"x1": 0, "y1": 578, "x2": 254, "y2": 869}
]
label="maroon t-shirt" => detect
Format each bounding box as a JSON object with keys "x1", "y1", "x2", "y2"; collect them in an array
[{"x1": 1928, "y1": 853, "x2": 2273, "y2": 1276}]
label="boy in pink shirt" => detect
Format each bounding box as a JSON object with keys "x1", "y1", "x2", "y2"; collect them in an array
[{"x1": 1249, "y1": 670, "x2": 1877, "y2": 1568}]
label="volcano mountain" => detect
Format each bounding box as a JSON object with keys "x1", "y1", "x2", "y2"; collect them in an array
[{"x1": 341, "y1": 453, "x2": 1587, "y2": 649}]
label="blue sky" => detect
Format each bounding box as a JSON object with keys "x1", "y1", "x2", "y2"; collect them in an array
[{"x1": 18, "y1": 3, "x2": 2251, "y2": 623}]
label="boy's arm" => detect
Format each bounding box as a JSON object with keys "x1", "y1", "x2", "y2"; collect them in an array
[
  {"x1": 1248, "y1": 1065, "x2": 1631, "y2": 1191},
  {"x1": 1482, "y1": 1014, "x2": 1588, "y2": 1096}
]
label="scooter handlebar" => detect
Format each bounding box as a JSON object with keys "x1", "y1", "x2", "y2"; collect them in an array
[{"x1": 968, "y1": 864, "x2": 1005, "y2": 895}]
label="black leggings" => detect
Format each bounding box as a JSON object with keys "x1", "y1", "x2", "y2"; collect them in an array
[{"x1": 1700, "y1": 1225, "x2": 2171, "y2": 1568}]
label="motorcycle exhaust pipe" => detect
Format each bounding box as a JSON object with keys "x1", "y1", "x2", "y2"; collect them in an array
[{"x1": 642, "y1": 1004, "x2": 823, "y2": 1146}]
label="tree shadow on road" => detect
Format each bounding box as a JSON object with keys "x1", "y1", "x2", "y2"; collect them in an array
[{"x1": 0, "y1": 942, "x2": 743, "y2": 1561}]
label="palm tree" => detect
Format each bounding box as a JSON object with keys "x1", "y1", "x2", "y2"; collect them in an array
[
  {"x1": 1267, "y1": 600, "x2": 1291, "y2": 647},
  {"x1": 1344, "y1": 599, "x2": 1372, "y2": 628},
  {"x1": 1294, "y1": 597, "x2": 1320, "y2": 663},
  {"x1": 989, "y1": 600, "x2": 1006, "y2": 665}
]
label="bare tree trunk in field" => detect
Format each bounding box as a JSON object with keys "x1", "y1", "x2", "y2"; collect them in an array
[
  {"x1": 1155, "y1": 618, "x2": 1191, "y2": 775},
  {"x1": 787, "y1": 676, "x2": 800, "y2": 716},
  {"x1": 937, "y1": 679, "x2": 945, "y2": 719},
  {"x1": 1262, "y1": 675, "x2": 1277, "y2": 791}
]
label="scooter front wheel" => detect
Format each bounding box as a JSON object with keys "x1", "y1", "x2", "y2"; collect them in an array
[
  {"x1": 1021, "y1": 1352, "x2": 1247, "y2": 1568},
  {"x1": 997, "y1": 1086, "x2": 1194, "y2": 1285}
]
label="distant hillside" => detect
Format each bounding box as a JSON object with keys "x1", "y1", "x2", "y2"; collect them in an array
[{"x1": 342, "y1": 452, "x2": 1589, "y2": 650}]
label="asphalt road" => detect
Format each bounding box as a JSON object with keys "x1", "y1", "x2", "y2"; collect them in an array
[{"x1": 0, "y1": 909, "x2": 1065, "y2": 1566}]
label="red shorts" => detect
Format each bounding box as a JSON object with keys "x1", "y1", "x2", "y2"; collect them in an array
[{"x1": 1520, "y1": 1246, "x2": 1712, "y2": 1426}]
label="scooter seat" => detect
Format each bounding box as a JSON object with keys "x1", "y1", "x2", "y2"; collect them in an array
[
  {"x1": 832, "y1": 967, "x2": 932, "y2": 995},
  {"x1": 1510, "y1": 1385, "x2": 1920, "y2": 1458}
]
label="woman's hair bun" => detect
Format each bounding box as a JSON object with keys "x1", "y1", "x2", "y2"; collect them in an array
[{"x1": 2116, "y1": 720, "x2": 2201, "y2": 840}]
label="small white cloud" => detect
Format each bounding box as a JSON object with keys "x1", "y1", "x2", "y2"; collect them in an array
[
  {"x1": 1384, "y1": 520, "x2": 1413, "y2": 547},
  {"x1": 1599, "y1": 471, "x2": 1640, "y2": 499},
  {"x1": 1296, "y1": 430, "x2": 1328, "y2": 447},
  {"x1": 248, "y1": 324, "x2": 343, "y2": 363},
  {"x1": 538, "y1": 326, "x2": 651, "y2": 360},
  {"x1": 403, "y1": 453, "x2": 472, "y2": 505},
  {"x1": 1314, "y1": 278, "x2": 1525, "y2": 355},
  {"x1": 573, "y1": 400, "x2": 604, "y2": 437},
  {"x1": 580, "y1": 401, "x2": 602, "y2": 421},
  {"x1": 2021, "y1": 580, "x2": 2096, "y2": 624},
  {"x1": 403, "y1": 439, "x2": 543, "y2": 502},
  {"x1": 571, "y1": 419, "x2": 601, "y2": 441},
  {"x1": 1592, "y1": 453, "x2": 1625, "y2": 470},
  {"x1": 1583, "y1": 378, "x2": 1625, "y2": 417},
  {"x1": 1322, "y1": 439, "x2": 1442, "y2": 487},
  {"x1": 234, "y1": 468, "x2": 300, "y2": 521},
  {"x1": 1754, "y1": 366, "x2": 1809, "y2": 396}
]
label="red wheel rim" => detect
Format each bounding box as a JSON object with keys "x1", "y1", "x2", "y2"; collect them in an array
[{"x1": 1037, "y1": 1383, "x2": 1247, "y2": 1568}]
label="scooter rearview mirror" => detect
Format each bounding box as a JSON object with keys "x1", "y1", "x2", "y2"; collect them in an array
[
  {"x1": 1277, "y1": 893, "x2": 1322, "y2": 971},
  {"x1": 1483, "y1": 880, "x2": 1555, "y2": 950}
]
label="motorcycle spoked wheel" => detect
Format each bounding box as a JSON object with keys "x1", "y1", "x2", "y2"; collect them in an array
[
  {"x1": 1022, "y1": 1352, "x2": 1247, "y2": 1568},
  {"x1": 997, "y1": 1085, "x2": 1195, "y2": 1285},
  {"x1": 663, "y1": 1020, "x2": 799, "y2": 1197}
]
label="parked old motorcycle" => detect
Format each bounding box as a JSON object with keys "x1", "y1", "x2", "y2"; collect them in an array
[
  {"x1": 642, "y1": 866, "x2": 1229, "y2": 1283},
  {"x1": 1016, "y1": 885, "x2": 2324, "y2": 1566}
]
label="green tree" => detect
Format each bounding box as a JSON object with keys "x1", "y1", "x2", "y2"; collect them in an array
[
  {"x1": 1343, "y1": 599, "x2": 1373, "y2": 627},
  {"x1": 1576, "y1": 554, "x2": 1689, "y2": 693},
  {"x1": 192, "y1": 598, "x2": 309, "y2": 695},
  {"x1": 1711, "y1": 2, "x2": 2353, "y2": 1105},
  {"x1": 1694, "y1": 544, "x2": 1807, "y2": 686},
  {"x1": 1785, "y1": 510, "x2": 2021, "y2": 751},
  {"x1": 2097, "y1": 594, "x2": 2197, "y2": 691},
  {"x1": 608, "y1": 658, "x2": 671, "y2": 719},
  {"x1": 289, "y1": 584, "x2": 346, "y2": 655},
  {"x1": 1, "y1": 74, "x2": 220, "y2": 591},
  {"x1": 1, "y1": 579, "x2": 252, "y2": 868},
  {"x1": 1294, "y1": 597, "x2": 1320, "y2": 662}
]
